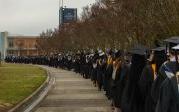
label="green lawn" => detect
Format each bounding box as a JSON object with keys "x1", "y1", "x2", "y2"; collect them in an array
[{"x1": 0, "y1": 63, "x2": 47, "y2": 110}]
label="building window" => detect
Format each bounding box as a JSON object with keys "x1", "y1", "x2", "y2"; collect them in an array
[
  {"x1": 16, "y1": 40, "x2": 24, "y2": 48},
  {"x1": 8, "y1": 39, "x2": 14, "y2": 48},
  {"x1": 8, "y1": 50, "x2": 13, "y2": 55},
  {"x1": 34, "y1": 43, "x2": 37, "y2": 48}
]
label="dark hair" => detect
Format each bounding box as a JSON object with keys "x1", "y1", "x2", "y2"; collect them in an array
[
  {"x1": 127, "y1": 54, "x2": 146, "y2": 97},
  {"x1": 171, "y1": 51, "x2": 175, "y2": 55},
  {"x1": 153, "y1": 51, "x2": 167, "y2": 74}
]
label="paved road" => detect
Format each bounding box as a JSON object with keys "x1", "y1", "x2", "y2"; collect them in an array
[{"x1": 35, "y1": 66, "x2": 111, "y2": 112}]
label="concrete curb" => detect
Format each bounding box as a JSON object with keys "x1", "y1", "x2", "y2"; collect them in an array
[{"x1": 8, "y1": 66, "x2": 55, "y2": 112}]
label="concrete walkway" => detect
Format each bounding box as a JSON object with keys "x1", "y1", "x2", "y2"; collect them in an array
[{"x1": 34, "y1": 66, "x2": 111, "y2": 112}]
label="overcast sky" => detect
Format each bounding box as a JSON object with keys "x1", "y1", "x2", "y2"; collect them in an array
[{"x1": 0, "y1": 0, "x2": 96, "y2": 36}]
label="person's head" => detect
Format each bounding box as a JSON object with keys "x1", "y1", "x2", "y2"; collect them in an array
[
  {"x1": 128, "y1": 45, "x2": 147, "y2": 82},
  {"x1": 150, "y1": 47, "x2": 167, "y2": 67},
  {"x1": 169, "y1": 50, "x2": 176, "y2": 62},
  {"x1": 148, "y1": 51, "x2": 155, "y2": 64}
]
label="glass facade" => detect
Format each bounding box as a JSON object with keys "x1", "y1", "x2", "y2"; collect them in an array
[
  {"x1": 0, "y1": 32, "x2": 8, "y2": 60},
  {"x1": 0, "y1": 33, "x2": 2, "y2": 60}
]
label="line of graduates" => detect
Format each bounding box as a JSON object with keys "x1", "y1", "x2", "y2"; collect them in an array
[{"x1": 5, "y1": 37, "x2": 179, "y2": 112}]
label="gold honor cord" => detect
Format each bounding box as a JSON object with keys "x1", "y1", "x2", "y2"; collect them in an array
[{"x1": 176, "y1": 72, "x2": 179, "y2": 84}]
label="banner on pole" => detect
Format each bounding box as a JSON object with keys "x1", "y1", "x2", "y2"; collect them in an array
[{"x1": 59, "y1": 8, "x2": 77, "y2": 25}]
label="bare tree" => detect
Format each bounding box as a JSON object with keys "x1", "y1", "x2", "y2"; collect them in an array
[{"x1": 38, "y1": 0, "x2": 179, "y2": 54}]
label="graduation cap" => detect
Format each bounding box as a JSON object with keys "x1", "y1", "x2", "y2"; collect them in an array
[
  {"x1": 106, "y1": 48, "x2": 113, "y2": 55},
  {"x1": 89, "y1": 53, "x2": 94, "y2": 57},
  {"x1": 152, "y1": 46, "x2": 166, "y2": 52},
  {"x1": 129, "y1": 45, "x2": 148, "y2": 55},
  {"x1": 172, "y1": 44, "x2": 179, "y2": 56},
  {"x1": 151, "y1": 46, "x2": 167, "y2": 65},
  {"x1": 98, "y1": 50, "x2": 105, "y2": 56},
  {"x1": 114, "y1": 50, "x2": 122, "y2": 58},
  {"x1": 170, "y1": 44, "x2": 179, "y2": 74},
  {"x1": 164, "y1": 36, "x2": 179, "y2": 44},
  {"x1": 164, "y1": 36, "x2": 179, "y2": 51},
  {"x1": 172, "y1": 44, "x2": 179, "y2": 50},
  {"x1": 151, "y1": 46, "x2": 166, "y2": 59}
]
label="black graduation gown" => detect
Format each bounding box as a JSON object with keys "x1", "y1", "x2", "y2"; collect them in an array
[
  {"x1": 121, "y1": 80, "x2": 131, "y2": 112},
  {"x1": 151, "y1": 72, "x2": 166, "y2": 106},
  {"x1": 156, "y1": 77, "x2": 179, "y2": 112},
  {"x1": 139, "y1": 64, "x2": 155, "y2": 112},
  {"x1": 105, "y1": 64, "x2": 113, "y2": 98},
  {"x1": 91, "y1": 66, "x2": 97, "y2": 81},
  {"x1": 102, "y1": 63, "x2": 108, "y2": 91},
  {"x1": 88, "y1": 60, "x2": 93, "y2": 78},
  {"x1": 91, "y1": 57, "x2": 98, "y2": 81},
  {"x1": 121, "y1": 54, "x2": 146, "y2": 112},
  {"x1": 111, "y1": 67, "x2": 121, "y2": 107},
  {"x1": 97, "y1": 63, "x2": 104, "y2": 90},
  {"x1": 151, "y1": 61, "x2": 177, "y2": 107},
  {"x1": 115, "y1": 63, "x2": 130, "y2": 108}
]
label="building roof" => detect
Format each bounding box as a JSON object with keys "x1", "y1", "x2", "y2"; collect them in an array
[{"x1": 8, "y1": 36, "x2": 40, "y2": 39}]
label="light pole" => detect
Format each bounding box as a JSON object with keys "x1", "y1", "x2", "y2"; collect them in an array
[{"x1": 59, "y1": 0, "x2": 66, "y2": 26}]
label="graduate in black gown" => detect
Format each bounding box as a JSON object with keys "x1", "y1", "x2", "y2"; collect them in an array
[
  {"x1": 96, "y1": 50, "x2": 106, "y2": 91},
  {"x1": 105, "y1": 50, "x2": 113, "y2": 99},
  {"x1": 111, "y1": 50, "x2": 123, "y2": 112},
  {"x1": 112, "y1": 51, "x2": 131, "y2": 112},
  {"x1": 117, "y1": 54, "x2": 131, "y2": 108},
  {"x1": 121, "y1": 45, "x2": 147, "y2": 112},
  {"x1": 156, "y1": 75, "x2": 179, "y2": 112},
  {"x1": 151, "y1": 37, "x2": 179, "y2": 109},
  {"x1": 139, "y1": 47, "x2": 167, "y2": 112},
  {"x1": 91, "y1": 52, "x2": 98, "y2": 87},
  {"x1": 156, "y1": 45, "x2": 179, "y2": 112}
]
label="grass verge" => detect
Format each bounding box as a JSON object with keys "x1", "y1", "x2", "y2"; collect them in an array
[{"x1": 0, "y1": 63, "x2": 46, "y2": 111}]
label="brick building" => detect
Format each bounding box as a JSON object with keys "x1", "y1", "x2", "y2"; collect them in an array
[
  {"x1": 0, "y1": 32, "x2": 40, "y2": 59},
  {"x1": 7, "y1": 36, "x2": 39, "y2": 56}
]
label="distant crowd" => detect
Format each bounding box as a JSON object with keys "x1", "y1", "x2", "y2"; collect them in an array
[{"x1": 5, "y1": 37, "x2": 179, "y2": 112}]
